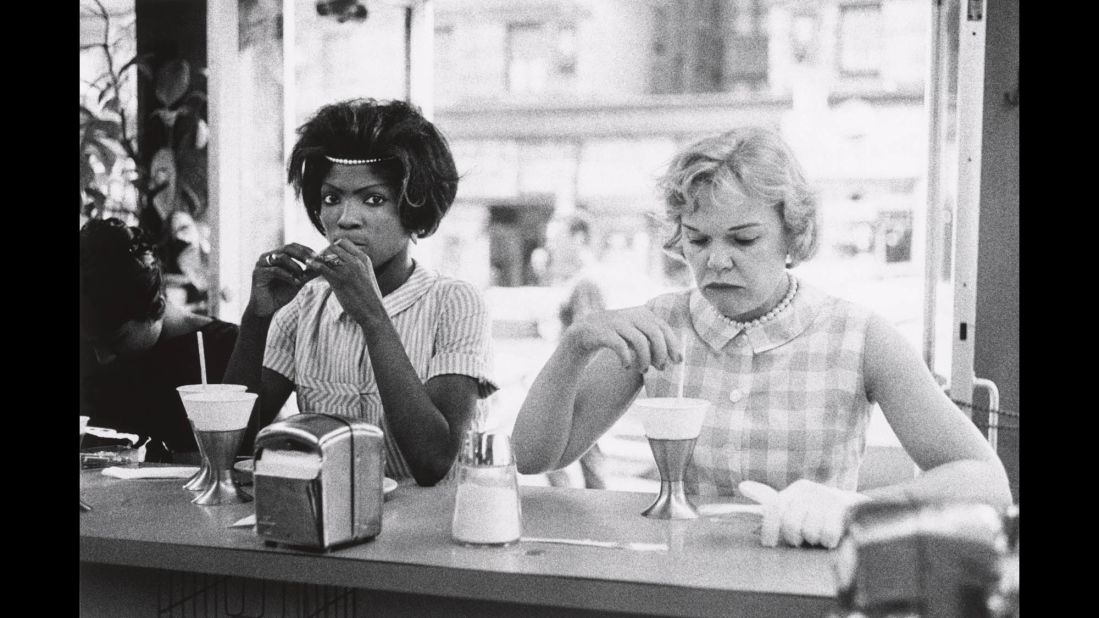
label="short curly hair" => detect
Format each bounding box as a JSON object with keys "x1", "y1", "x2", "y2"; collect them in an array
[
  {"x1": 657, "y1": 126, "x2": 819, "y2": 266},
  {"x1": 287, "y1": 98, "x2": 459, "y2": 239},
  {"x1": 79, "y1": 217, "x2": 166, "y2": 338}
]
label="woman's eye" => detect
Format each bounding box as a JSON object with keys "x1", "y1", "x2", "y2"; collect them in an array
[
  {"x1": 735, "y1": 236, "x2": 760, "y2": 246},
  {"x1": 686, "y1": 236, "x2": 709, "y2": 246},
  {"x1": 321, "y1": 193, "x2": 340, "y2": 206},
  {"x1": 362, "y1": 194, "x2": 387, "y2": 206}
]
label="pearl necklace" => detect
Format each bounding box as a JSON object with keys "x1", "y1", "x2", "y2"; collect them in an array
[{"x1": 720, "y1": 275, "x2": 799, "y2": 331}]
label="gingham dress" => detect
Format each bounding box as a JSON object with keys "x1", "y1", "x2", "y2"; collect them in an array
[
  {"x1": 642, "y1": 277, "x2": 873, "y2": 496},
  {"x1": 263, "y1": 263, "x2": 498, "y2": 481}
]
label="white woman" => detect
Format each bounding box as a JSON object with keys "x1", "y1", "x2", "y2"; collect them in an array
[{"x1": 512, "y1": 127, "x2": 1010, "y2": 548}]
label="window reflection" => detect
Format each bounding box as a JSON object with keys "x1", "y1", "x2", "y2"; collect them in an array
[
  {"x1": 838, "y1": 3, "x2": 884, "y2": 77},
  {"x1": 417, "y1": 0, "x2": 953, "y2": 490}
]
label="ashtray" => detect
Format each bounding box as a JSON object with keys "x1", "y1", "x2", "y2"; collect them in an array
[{"x1": 81, "y1": 445, "x2": 140, "y2": 469}]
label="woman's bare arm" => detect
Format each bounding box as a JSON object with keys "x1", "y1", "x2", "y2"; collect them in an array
[
  {"x1": 513, "y1": 307, "x2": 680, "y2": 474},
  {"x1": 863, "y1": 314, "x2": 1012, "y2": 508}
]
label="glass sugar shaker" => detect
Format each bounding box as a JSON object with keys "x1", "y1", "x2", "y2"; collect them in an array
[{"x1": 451, "y1": 429, "x2": 522, "y2": 546}]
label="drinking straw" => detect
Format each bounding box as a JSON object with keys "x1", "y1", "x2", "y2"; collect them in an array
[
  {"x1": 196, "y1": 331, "x2": 208, "y2": 385},
  {"x1": 676, "y1": 331, "x2": 688, "y2": 399}
]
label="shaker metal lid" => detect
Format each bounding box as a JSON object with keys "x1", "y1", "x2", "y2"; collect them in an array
[{"x1": 458, "y1": 430, "x2": 513, "y2": 466}]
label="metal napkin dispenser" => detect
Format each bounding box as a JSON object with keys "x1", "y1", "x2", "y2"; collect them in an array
[{"x1": 253, "y1": 413, "x2": 385, "y2": 550}]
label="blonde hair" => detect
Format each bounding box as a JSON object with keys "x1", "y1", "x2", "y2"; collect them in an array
[{"x1": 657, "y1": 127, "x2": 819, "y2": 266}]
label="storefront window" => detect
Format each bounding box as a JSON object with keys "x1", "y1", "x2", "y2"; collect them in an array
[
  {"x1": 426, "y1": 0, "x2": 952, "y2": 490},
  {"x1": 195, "y1": 0, "x2": 960, "y2": 491},
  {"x1": 838, "y1": 2, "x2": 884, "y2": 76}
]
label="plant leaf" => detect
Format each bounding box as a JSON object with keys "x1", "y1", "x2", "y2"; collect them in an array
[
  {"x1": 117, "y1": 54, "x2": 139, "y2": 74},
  {"x1": 92, "y1": 118, "x2": 123, "y2": 139},
  {"x1": 81, "y1": 187, "x2": 107, "y2": 219},
  {"x1": 155, "y1": 59, "x2": 190, "y2": 107},
  {"x1": 90, "y1": 71, "x2": 112, "y2": 89},
  {"x1": 153, "y1": 108, "x2": 180, "y2": 129},
  {"x1": 82, "y1": 193, "x2": 99, "y2": 219},
  {"x1": 85, "y1": 140, "x2": 117, "y2": 172},
  {"x1": 81, "y1": 157, "x2": 98, "y2": 188},
  {"x1": 129, "y1": 53, "x2": 156, "y2": 80},
  {"x1": 88, "y1": 189, "x2": 107, "y2": 213},
  {"x1": 97, "y1": 143, "x2": 118, "y2": 171},
  {"x1": 83, "y1": 186, "x2": 106, "y2": 202},
  {"x1": 194, "y1": 119, "x2": 209, "y2": 150}
]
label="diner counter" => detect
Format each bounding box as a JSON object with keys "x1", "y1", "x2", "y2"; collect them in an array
[{"x1": 79, "y1": 468, "x2": 838, "y2": 617}]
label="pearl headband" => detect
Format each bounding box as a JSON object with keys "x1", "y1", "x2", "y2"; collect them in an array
[
  {"x1": 299, "y1": 155, "x2": 395, "y2": 179},
  {"x1": 324, "y1": 156, "x2": 392, "y2": 165}
]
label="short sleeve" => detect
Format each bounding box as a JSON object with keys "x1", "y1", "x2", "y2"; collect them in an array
[
  {"x1": 426, "y1": 281, "x2": 498, "y2": 398},
  {"x1": 263, "y1": 300, "x2": 300, "y2": 383}
]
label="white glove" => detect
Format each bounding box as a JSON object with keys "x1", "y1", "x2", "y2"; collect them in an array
[{"x1": 739, "y1": 479, "x2": 870, "y2": 549}]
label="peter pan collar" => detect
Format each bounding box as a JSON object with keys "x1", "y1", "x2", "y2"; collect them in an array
[{"x1": 688, "y1": 275, "x2": 823, "y2": 354}]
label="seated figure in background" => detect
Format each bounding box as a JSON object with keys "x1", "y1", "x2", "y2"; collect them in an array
[
  {"x1": 79, "y1": 217, "x2": 239, "y2": 463},
  {"x1": 545, "y1": 215, "x2": 610, "y2": 490}
]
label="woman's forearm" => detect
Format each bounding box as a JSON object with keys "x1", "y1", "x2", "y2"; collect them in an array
[
  {"x1": 359, "y1": 315, "x2": 457, "y2": 485},
  {"x1": 864, "y1": 459, "x2": 1013, "y2": 509},
  {"x1": 224, "y1": 305, "x2": 281, "y2": 453},
  {"x1": 512, "y1": 341, "x2": 595, "y2": 475},
  {"x1": 224, "y1": 306, "x2": 272, "y2": 398}
]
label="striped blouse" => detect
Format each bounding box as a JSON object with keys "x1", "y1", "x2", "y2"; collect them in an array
[
  {"x1": 263, "y1": 262, "x2": 498, "y2": 481},
  {"x1": 642, "y1": 277, "x2": 874, "y2": 496}
]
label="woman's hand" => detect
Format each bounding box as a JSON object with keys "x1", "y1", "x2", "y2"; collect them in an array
[
  {"x1": 561, "y1": 307, "x2": 683, "y2": 373},
  {"x1": 308, "y1": 239, "x2": 385, "y2": 324},
  {"x1": 741, "y1": 479, "x2": 870, "y2": 549},
  {"x1": 248, "y1": 243, "x2": 321, "y2": 317}
]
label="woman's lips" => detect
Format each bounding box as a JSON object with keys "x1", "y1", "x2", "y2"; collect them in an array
[
  {"x1": 333, "y1": 239, "x2": 369, "y2": 250},
  {"x1": 704, "y1": 282, "x2": 743, "y2": 290}
]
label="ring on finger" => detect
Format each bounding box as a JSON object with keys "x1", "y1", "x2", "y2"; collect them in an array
[
  {"x1": 320, "y1": 254, "x2": 342, "y2": 267},
  {"x1": 264, "y1": 253, "x2": 277, "y2": 267}
]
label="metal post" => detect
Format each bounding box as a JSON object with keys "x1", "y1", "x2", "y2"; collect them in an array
[
  {"x1": 921, "y1": 0, "x2": 951, "y2": 372},
  {"x1": 207, "y1": 0, "x2": 241, "y2": 320},
  {"x1": 949, "y1": 0, "x2": 986, "y2": 414},
  {"x1": 973, "y1": 377, "x2": 999, "y2": 451},
  {"x1": 282, "y1": 0, "x2": 299, "y2": 245}
]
